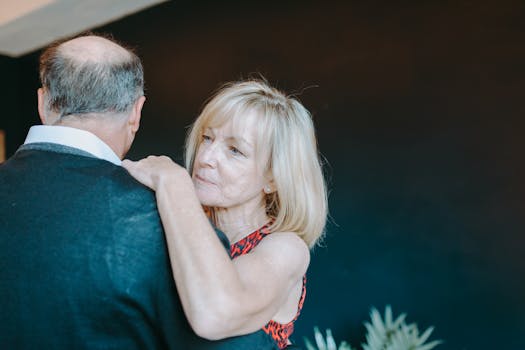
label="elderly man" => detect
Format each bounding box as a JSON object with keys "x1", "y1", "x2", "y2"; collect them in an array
[{"x1": 0, "y1": 34, "x2": 277, "y2": 349}]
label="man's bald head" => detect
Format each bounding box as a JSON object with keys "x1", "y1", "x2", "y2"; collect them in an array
[
  {"x1": 59, "y1": 35, "x2": 132, "y2": 65},
  {"x1": 39, "y1": 33, "x2": 144, "y2": 122}
]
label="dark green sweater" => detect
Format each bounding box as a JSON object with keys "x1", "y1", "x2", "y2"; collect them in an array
[{"x1": 0, "y1": 143, "x2": 277, "y2": 350}]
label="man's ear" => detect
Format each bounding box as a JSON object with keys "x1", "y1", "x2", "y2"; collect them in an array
[
  {"x1": 37, "y1": 88, "x2": 47, "y2": 124},
  {"x1": 129, "y1": 95, "x2": 146, "y2": 133}
]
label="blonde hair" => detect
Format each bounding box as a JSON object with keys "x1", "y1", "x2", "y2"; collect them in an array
[{"x1": 185, "y1": 79, "x2": 327, "y2": 248}]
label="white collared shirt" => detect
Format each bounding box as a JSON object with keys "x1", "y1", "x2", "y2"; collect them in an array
[{"x1": 24, "y1": 125, "x2": 122, "y2": 165}]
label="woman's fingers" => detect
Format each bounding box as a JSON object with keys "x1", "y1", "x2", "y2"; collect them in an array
[
  {"x1": 122, "y1": 156, "x2": 186, "y2": 191},
  {"x1": 122, "y1": 158, "x2": 156, "y2": 189}
]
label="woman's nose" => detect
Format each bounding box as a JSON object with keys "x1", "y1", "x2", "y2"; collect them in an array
[{"x1": 198, "y1": 143, "x2": 219, "y2": 168}]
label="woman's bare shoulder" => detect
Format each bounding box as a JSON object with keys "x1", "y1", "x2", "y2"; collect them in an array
[{"x1": 250, "y1": 231, "x2": 310, "y2": 274}]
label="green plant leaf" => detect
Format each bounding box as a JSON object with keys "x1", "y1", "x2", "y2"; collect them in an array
[
  {"x1": 339, "y1": 340, "x2": 354, "y2": 350},
  {"x1": 364, "y1": 322, "x2": 384, "y2": 349},
  {"x1": 385, "y1": 305, "x2": 393, "y2": 328},
  {"x1": 417, "y1": 340, "x2": 442, "y2": 350},
  {"x1": 314, "y1": 326, "x2": 328, "y2": 350},
  {"x1": 416, "y1": 326, "x2": 434, "y2": 346},
  {"x1": 326, "y1": 329, "x2": 337, "y2": 350},
  {"x1": 304, "y1": 337, "x2": 318, "y2": 350},
  {"x1": 305, "y1": 327, "x2": 354, "y2": 350},
  {"x1": 306, "y1": 307, "x2": 442, "y2": 350},
  {"x1": 370, "y1": 308, "x2": 386, "y2": 335}
]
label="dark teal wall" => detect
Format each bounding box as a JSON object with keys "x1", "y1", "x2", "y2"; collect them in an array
[
  {"x1": 2, "y1": 1, "x2": 524, "y2": 348},
  {"x1": 0, "y1": 55, "x2": 21, "y2": 156}
]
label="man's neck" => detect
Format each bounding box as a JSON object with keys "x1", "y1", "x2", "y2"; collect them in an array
[{"x1": 56, "y1": 120, "x2": 127, "y2": 159}]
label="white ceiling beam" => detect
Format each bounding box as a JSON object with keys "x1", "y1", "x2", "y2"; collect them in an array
[{"x1": 0, "y1": 0, "x2": 168, "y2": 57}]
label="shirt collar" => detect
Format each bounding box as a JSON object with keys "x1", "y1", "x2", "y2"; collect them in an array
[{"x1": 24, "y1": 125, "x2": 122, "y2": 165}]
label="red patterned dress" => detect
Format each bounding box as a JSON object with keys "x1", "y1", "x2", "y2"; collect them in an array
[{"x1": 230, "y1": 223, "x2": 307, "y2": 349}]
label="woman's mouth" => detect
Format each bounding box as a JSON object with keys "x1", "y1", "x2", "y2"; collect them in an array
[{"x1": 194, "y1": 174, "x2": 216, "y2": 185}]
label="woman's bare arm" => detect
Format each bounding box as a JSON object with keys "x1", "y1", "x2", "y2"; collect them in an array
[{"x1": 122, "y1": 157, "x2": 309, "y2": 339}]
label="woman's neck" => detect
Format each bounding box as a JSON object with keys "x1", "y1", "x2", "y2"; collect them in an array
[{"x1": 211, "y1": 204, "x2": 270, "y2": 244}]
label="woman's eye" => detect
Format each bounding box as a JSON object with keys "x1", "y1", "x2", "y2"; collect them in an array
[
  {"x1": 230, "y1": 146, "x2": 244, "y2": 156},
  {"x1": 202, "y1": 134, "x2": 212, "y2": 143}
]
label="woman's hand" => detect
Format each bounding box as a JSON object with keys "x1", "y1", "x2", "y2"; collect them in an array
[{"x1": 122, "y1": 156, "x2": 191, "y2": 191}]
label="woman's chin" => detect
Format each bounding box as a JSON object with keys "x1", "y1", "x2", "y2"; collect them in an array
[{"x1": 198, "y1": 196, "x2": 220, "y2": 208}]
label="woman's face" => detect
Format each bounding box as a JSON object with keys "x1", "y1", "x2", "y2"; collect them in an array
[{"x1": 192, "y1": 112, "x2": 269, "y2": 211}]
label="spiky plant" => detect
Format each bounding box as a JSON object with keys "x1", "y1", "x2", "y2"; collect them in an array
[
  {"x1": 362, "y1": 306, "x2": 442, "y2": 350},
  {"x1": 304, "y1": 327, "x2": 354, "y2": 350},
  {"x1": 303, "y1": 306, "x2": 441, "y2": 350}
]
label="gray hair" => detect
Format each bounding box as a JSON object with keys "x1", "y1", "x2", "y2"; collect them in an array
[{"x1": 39, "y1": 34, "x2": 144, "y2": 120}]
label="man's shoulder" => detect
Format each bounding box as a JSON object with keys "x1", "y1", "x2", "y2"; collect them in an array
[
  {"x1": 99, "y1": 161, "x2": 155, "y2": 199},
  {"x1": 7, "y1": 146, "x2": 155, "y2": 199},
  {"x1": 2, "y1": 147, "x2": 159, "y2": 232}
]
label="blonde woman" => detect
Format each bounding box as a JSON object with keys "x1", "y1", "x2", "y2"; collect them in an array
[{"x1": 123, "y1": 79, "x2": 327, "y2": 349}]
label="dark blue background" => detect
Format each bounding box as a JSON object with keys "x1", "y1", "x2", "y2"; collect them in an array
[{"x1": 1, "y1": 1, "x2": 524, "y2": 348}]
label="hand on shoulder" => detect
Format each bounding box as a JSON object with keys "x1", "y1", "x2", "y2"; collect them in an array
[{"x1": 122, "y1": 155, "x2": 191, "y2": 191}]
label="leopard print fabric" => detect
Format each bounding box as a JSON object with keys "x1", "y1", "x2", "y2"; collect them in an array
[{"x1": 230, "y1": 223, "x2": 307, "y2": 349}]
